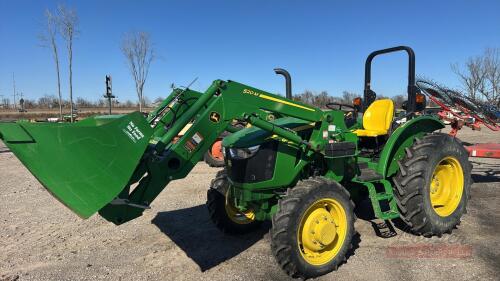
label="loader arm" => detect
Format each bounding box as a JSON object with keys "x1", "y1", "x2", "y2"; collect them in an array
[
  {"x1": 0, "y1": 79, "x2": 328, "y2": 224},
  {"x1": 99, "y1": 79, "x2": 327, "y2": 224}
]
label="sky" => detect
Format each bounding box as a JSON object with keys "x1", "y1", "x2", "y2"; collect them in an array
[{"x1": 1, "y1": 0, "x2": 499, "y2": 104}]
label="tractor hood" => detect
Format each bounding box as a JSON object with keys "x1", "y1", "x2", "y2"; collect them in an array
[{"x1": 222, "y1": 117, "x2": 314, "y2": 148}]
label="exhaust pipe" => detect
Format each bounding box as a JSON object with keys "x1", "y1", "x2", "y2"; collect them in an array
[{"x1": 274, "y1": 68, "x2": 292, "y2": 100}]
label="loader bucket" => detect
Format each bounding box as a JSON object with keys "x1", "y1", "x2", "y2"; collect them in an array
[{"x1": 0, "y1": 112, "x2": 153, "y2": 219}]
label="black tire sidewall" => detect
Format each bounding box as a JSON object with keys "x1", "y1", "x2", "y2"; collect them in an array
[
  {"x1": 207, "y1": 175, "x2": 261, "y2": 234},
  {"x1": 419, "y1": 136, "x2": 471, "y2": 231}
]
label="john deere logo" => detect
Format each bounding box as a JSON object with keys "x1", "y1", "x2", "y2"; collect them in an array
[{"x1": 209, "y1": 112, "x2": 221, "y2": 123}]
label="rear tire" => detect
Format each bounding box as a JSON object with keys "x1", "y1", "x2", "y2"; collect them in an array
[
  {"x1": 393, "y1": 133, "x2": 472, "y2": 237},
  {"x1": 207, "y1": 170, "x2": 261, "y2": 234},
  {"x1": 271, "y1": 177, "x2": 355, "y2": 279}
]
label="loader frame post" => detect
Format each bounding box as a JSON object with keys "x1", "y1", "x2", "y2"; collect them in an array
[{"x1": 155, "y1": 80, "x2": 221, "y2": 152}]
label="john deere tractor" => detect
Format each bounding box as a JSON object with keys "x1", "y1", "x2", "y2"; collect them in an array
[{"x1": 0, "y1": 46, "x2": 471, "y2": 278}]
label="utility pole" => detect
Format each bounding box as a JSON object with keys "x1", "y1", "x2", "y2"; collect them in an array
[
  {"x1": 12, "y1": 73, "x2": 17, "y2": 109},
  {"x1": 103, "y1": 75, "x2": 115, "y2": 114}
]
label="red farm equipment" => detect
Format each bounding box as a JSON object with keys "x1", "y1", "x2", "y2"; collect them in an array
[{"x1": 417, "y1": 79, "x2": 499, "y2": 159}]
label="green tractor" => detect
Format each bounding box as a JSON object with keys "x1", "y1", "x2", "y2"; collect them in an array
[{"x1": 0, "y1": 46, "x2": 470, "y2": 279}]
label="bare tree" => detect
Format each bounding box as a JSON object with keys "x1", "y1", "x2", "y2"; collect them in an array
[
  {"x1": 153, "y1": 96, "x2": 164, "y2": 104},
  {"x1": 452, "y1": 48, "x2": 500, "y2": 107},
  {"x1": 124, "y1": 100, "x2": 134, "y2": 108},
  {"x1": 38, "y1": 95, "x2": 60, "y2": 109},
  {"x1": 391, "y1": 94, "x2": 406, "y2": 109},
  {"x1": 312, "y1": 91, "x2": 332, "y2": 108},
  {"x1": 1, "y1": 98, "x2": 10, "y2": 108},
  {"x1": 451, "y1": 57, "x2": 486, "y2": 102},
  {"x1": 39, "y1": 9, "x2": 63, "y2": 120},
  {"x1": 76, "y1": 97, "x2": 94, "y2": 108},
  {"x1": 23, "y1": 99, "x2": 37, "y2": 109},
  {"x1": 121, "y1": 31, "x2": 155, "y2": 112},
  {"x1": 482, "y1": 48, "x2": 500, "y2": 107},
  {"x1": 12, "y1": 73, "x2": 16, "y2": 109},
  {"x1": 57, "y1": 5, "x2": 79, "y2": 122},
  {"x1": 342, "y1": 91, "x2": 359, "y2": 104},
  {"x1": 293, "y1": 90, "x2": 314, "y2": 105}
]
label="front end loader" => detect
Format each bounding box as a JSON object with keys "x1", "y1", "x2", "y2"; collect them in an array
[{"x1": 0, "y1": 46, "x2": 471, "y2": 279}]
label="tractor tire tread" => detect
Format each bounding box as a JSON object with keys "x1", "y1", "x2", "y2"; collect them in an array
[
  {"x1": 393, "y1": 133, "x2": 471, "y2": 236},
  {"x1": 270, "y1": 177, "x2": 355, "y2": 279}
]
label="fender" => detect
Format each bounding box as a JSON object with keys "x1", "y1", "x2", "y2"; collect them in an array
[{"x1": 377, "y1": 116, "x2": 445, "y2": 177}]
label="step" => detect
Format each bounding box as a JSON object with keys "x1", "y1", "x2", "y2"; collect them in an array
[
  {"x1": 363, "y1": 180, "x2": 400, "y2": 220},
  {"x1": 372, "y1": 193, "x2": 393, "y2": 200},
  {"x1": 378, "y1": 210, "x2": 400, "y2": 220}
]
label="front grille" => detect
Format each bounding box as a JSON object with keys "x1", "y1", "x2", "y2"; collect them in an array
[{"x1": 226, "y1": 141, "x2": 278, "y2": 183}]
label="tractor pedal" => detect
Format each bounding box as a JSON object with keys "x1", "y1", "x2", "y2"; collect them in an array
[{"x1": 357, "y1": 168, "x2": 383, "y2": 181}]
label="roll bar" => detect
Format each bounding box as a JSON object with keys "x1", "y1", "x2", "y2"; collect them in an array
[{"x1": 364, "y1": 46, "x2": 418, "y2": 115}]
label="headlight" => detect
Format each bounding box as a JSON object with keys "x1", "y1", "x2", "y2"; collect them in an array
[{"x1": 229, "y1": 145, "x2": 260, "y2": 159}]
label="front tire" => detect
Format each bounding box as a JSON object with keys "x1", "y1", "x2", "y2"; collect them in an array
[
  {"x1": 394, "y1": 133, "x2": 472, "y2": 237},
  {"x1": 207, "y1": 170, "x2": 261, "y2": 234},
  {"x1": 271, "y1": 177, "x2": 355, "y2": 279}
]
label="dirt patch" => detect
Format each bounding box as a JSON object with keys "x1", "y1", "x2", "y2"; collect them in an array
[{"x1": 0, "y1": 126, "x2": 498, "y2": 281}]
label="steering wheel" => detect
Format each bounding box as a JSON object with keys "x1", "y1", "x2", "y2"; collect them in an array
[{"x1": 326, "y1": 102, "x2": 356, "y2": 112}]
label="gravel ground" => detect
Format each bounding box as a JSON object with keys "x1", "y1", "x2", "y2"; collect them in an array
[{"x1": 0, "y1": 126, "x2": 499, "y2": 281}]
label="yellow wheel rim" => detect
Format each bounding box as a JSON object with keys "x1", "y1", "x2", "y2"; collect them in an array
[
  {"x1": 224, "y1": 189, "x2": 255, "y2": 225},
  {"x1": 430, "y1": 156, "x2": 464, "y2": 217},
  {"x1": 297, "y1": 198, "x2": 347, "y2": 266}
]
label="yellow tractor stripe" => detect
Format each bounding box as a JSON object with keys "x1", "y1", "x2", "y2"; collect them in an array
[{"x1": 259, "y1": 94, "x2": 315, "y2": 112}]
